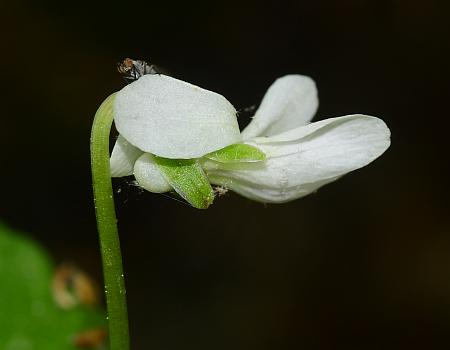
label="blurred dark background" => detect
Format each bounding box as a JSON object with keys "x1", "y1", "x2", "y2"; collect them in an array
[{"x1": 1, "y1": 0, "x2": 450, "y2": 349}]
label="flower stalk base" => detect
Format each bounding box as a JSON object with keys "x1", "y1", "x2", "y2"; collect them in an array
[{"x1": 90, "y1": 93, "x2": 130, "y2": 350}]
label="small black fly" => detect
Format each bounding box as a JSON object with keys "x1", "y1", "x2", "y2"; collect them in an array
[{"x1": 117, "y1": 58, "x2": 159, "y2": 84}]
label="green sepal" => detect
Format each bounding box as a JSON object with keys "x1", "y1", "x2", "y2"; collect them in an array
[
  {"x1": 205, "y1": 143, "x2": 266, "y2": 163},
  {"x1": 153, "y1": 157, "x2": 214, "y2": 209}
]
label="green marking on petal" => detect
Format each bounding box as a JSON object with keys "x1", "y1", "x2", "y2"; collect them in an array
[
  {"x1": 205, "y1": 143, "x2": 266, "y2": 163},
  {"x1": 153, "y1": 157, "x2": 214, "y2": 209}
]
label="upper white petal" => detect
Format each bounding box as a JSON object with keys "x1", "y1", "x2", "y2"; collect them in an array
[
  {"x1": 241, "y1": 75, "x2": 318, "y2": 140},
  {"x1": 110, "y1": 135, "x2": 143, "y2": 177},
  {"x1": 114, "y1": 74, "x2": 242, "y2": 159},
  {"x1": 205, "y1": 115, "x2": 390, "y2": 203}
]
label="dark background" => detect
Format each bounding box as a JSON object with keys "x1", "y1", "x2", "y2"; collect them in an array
[{"x1": 1, "y1": 0, "x2": 450, "y2": 349}]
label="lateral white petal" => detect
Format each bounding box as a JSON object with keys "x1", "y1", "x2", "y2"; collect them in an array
[
  {"x1": 110, "y1": 135, "x2": 143, "y2": 177},
  {"x1": 205, "y1": 115, "x2": 390, "y2": 203},
  {"x1": 133, "y1": 154, "x2": 172, "y2": 193},
  {"x1": 114, "y1": 74, "x2": 242, "y2": 159},
  {"x1": 241, "y1": 75, "x2": 318, "y2": 140}
]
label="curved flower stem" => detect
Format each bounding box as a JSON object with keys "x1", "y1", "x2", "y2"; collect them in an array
[{"x1": 90, "y1": 93, "x2": 130, "y2": 350}]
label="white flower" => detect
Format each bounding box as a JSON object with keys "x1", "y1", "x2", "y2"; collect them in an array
[{"x1": 110, "y1": 74, "x2": 390, "y2": 205}]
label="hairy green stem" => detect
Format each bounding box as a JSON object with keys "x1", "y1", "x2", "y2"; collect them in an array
[{"x1": 90, "y1": 93, "x2": 130, "y2": 350}]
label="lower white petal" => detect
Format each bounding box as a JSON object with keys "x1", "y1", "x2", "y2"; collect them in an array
[
  {"x1": 110, "y1": 135, "x2": 143, "y2": 177},
  {"x1": 205, "y1": 115, "x2": 390, "y2": 203},
  {"x1": 133, "y1": 154, "x2": 172, "y2": 193},
  {"x1": 207, "y1": 172, "x2": 340, "y2": 203}
]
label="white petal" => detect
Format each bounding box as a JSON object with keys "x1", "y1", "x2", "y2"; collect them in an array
[
  {"x1": 204, "y1": 115, "x2": 390, "y2": 203},
  {"x1": 133, "y1": 153, "x2": 172, "y2": 193},
  {"x1": 114, "y1": 74, "x2": 242, "y2": 159},
  {"x1": 110, "y1": 135, "x2": 143, "y2": 177},
  {"x1": 241, "y1": 75, "x2": 318, "y2": 140}
]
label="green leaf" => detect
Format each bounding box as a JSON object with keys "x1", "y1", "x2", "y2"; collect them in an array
[
  {"x1": 153, "y1": 157, "x2": 215, "y2": 209},
  {"x1": 0, "y1": 223, "x2": 106, "y2": 350},
  {"x1": 205, "y1": 143, "x2": 266, "y2": 163}
]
